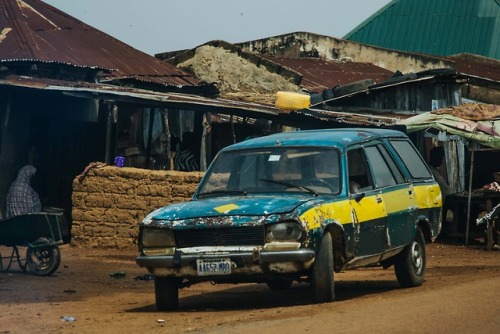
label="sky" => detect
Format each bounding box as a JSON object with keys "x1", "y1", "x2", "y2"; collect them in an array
[{"x1": 42, "y1": 0, "x2": 392, "y2": 56}]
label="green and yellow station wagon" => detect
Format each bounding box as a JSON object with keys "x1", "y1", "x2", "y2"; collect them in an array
[{"x1": 136, "y1": 128, "x2": 442, "y2": 310}]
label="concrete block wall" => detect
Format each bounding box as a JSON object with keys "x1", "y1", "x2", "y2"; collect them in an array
[{"x1": 71, "y1": 166, "x2": 203, "y2": 249}]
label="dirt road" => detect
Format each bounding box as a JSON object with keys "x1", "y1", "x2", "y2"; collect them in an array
[{"x1": 1, "y1": 242, "x2": 498, "y2": 334}]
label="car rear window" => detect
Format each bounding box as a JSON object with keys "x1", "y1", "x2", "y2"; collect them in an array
[{"x1": 389, "y1": 139, "x2": 432, "y2": 179}]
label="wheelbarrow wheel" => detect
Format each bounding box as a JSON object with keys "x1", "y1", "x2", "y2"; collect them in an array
[{"x1": 26, "y1": 237, "x2": 61, "y2": 276}]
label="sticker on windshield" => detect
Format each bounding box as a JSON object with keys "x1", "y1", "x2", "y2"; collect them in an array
[{"x1": 268, "y1": 155, "x2": 281, "y2": 162}]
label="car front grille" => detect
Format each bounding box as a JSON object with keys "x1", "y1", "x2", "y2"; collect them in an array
[{"x1": 174, "y1": 226, "x2": 265, "y2": 248}]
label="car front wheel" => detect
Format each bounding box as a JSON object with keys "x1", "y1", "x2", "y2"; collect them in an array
[
  {"x1": 394, "y1": 227, "x2": 426, "y2": 287},
  {"x1": 311, "y1": 232, "x2": 335, "y2": 303}
]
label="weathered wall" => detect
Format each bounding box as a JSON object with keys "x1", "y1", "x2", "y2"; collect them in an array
[
  {"x1": 71, "y1": 166, "x2": 204, "y2": 249},
  {"x1": 237, "y1": 32, "x2": 455, "y2": 74}
]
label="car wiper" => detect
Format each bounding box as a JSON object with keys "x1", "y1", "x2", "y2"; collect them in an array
[
  {"x1": 259, "y1": 178, "x2": 318, "y2": 196},
  {"x1": 197, "y1": 189, "x2": 248, "y2": 198}
]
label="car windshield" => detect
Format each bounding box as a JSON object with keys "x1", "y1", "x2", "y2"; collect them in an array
[{"x1": 197, "y1": 147, "x2": 341, "y2": 197}]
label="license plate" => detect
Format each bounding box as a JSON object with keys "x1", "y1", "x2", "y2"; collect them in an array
[{"x1": 196, "y1": 258, "x2": 231, "y2": 276}]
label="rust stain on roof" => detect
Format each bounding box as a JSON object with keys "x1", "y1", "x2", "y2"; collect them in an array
[
  {"x1": 433, "y1": 103, "x2": 500, "y2": 121},
  {"x1": 1, "y1": 73, "x2": 404, "y2": 128},
  {"x1": 0, "y1": 74, "x2": 279, "y2": 115},
  {"x1": 262, "y1": 55, "x2": 393, "y2": 93},
  {"x1": 449, "y1": 53, "x2": 500, "y2": 82},
  {"x1": 0, "y1": 0, "x2": 202, "y2": 88}
]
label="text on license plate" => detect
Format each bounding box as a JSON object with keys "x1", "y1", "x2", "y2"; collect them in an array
[{"x1": 197, "y1": 258, "x2": 231, "y2": 276}]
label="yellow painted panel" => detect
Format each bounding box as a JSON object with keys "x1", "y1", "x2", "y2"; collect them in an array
[
  {"x1": 214, "y1": 203, "x2": 240, "y2": 213},
  {"x1": 299, "y1": 185, "x2": 441, "y2": 231},
  {"x1": 350, "y1": 195, "x2": 386, "y2": 222},
  {"x1": 300, "y1": 200, "x2": 352, "y2": 229},
  {"x1": 414, "y1": 184, "x2": 442, "y2": 208},
  {"x1": 383, "y1": 188, "x2": 416, "y2": 214},
  {"x1": 299, "y1": 195, "x2": 386, "y2": 229}
]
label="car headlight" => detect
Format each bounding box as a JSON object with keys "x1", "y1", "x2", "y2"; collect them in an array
[
  {"x1": 141, "y1": 228, "x2": 175, "y2": 248},
  {"x1": 266, "y1": 221, "x2": 302, "y2": 242}
]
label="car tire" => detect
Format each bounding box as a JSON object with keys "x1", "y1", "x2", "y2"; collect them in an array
[
  {"x1": 266, "y1": 277, "x2": 293, "y2": 291},
  {"x1": 154, "y1": 277, "x2": 179, "y2": 311},
  {"x1": 311, "y1": 232, "x2": 335, "y2": 303},
  {"x1": 394, "y1": 227, "x2": 426, "y2": 287},
  {"x1": 26, "y1": 237, "x2": 61, "y2": 276},
  {"x1": 333, "y1": 79, "x2": 374, "y2": 97}
]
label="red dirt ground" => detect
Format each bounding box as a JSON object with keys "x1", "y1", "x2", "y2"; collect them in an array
[{"x1": 1, "y1": 241, "x2": 499, "y2": 333}]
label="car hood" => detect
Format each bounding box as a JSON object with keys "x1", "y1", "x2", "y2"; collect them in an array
[{"x1": 147, "y1": 195, "x2": 313, "y2": 221}]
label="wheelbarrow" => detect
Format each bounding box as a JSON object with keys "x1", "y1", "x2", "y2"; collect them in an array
[{"x1": 0, "y1": 211, "x2": 69, "y2": 276}]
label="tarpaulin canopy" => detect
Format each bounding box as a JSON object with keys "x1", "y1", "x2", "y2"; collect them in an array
[{"x1": 398, "y1": 104, "x2": 500, "y2": 149}]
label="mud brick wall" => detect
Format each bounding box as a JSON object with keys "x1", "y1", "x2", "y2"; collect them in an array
[{"x1": 71, "y1": 166, "x2": 204, "y2": 249}]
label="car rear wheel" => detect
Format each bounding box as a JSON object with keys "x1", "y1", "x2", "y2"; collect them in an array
[
  {"x1": 154, "y1": 277, "x2": 179, "y2": 311},
  {"x1": 311, "y1": 232, "x2": 335, "y2": 303},
  {"x1": 394, "y1": 227, "x2": 426, "y2": 287}
]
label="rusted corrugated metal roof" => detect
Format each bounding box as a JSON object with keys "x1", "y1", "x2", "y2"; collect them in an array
[
  {"x1": 0, "y1": 74, "x2": 278, "y2": 117},
  {"x1": 449, "y1": 54, "x2": 500, "y2": 82},
  {"x1": 433, "y1": 103, "x2": 500, "y2": 121},
  {"x1": 0, "y1": 0, "x2": 203, "y2": 88},
  {"x1": 262, "y1": 55, "x2": 393, "y2": 93},
  {"x1": 0, "y1": 74, "x2": 403, "y2": 128}
]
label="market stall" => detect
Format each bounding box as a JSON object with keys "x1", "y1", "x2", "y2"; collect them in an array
[{"x1": 399, "y1": 103, "x2": 500, "y2": 246}]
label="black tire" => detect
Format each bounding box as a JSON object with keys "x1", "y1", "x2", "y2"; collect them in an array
[
  {"x1": 311, "y1": 232, "x2": 335, "y2": 303},
  {"x1": 310, "y1": 93, "x2": 324, "y2": 106},
  {"x1": 26, "y1": 237, "x2": 61, "y2": 276},
  {"x1": 266, "y1": 278, "x2": 293, "y2": 291},
  {"x1": 322, "y1": 88, "x2": 335, "y2": 101},
  {"x1": 154, "y1": 277, "x2": 179, "y2": 311},
  {"x1": 394, "y1": 227, "x2": 426, "y2": 287},
  {"x1": 333, "y1": 79, "x2": 374, "y2": 97}
]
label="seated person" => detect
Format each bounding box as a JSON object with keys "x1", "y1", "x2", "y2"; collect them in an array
[
  {"x1": 174, "y1": 132, "x2": 199, "y2": 172},
  {"x1": 349, "y1": 180, "x2": 361, "y2": 193},
  {"x1": 5, "y1": 165, "x2": 42, "y2": 219},
  {"x1": 428, "y1": 147, "x2": 452, "y2": 197}
]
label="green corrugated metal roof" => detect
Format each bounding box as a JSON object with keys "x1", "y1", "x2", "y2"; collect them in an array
[{"x1": 344, "y1": 0, "x2": 500, "y2": 60}]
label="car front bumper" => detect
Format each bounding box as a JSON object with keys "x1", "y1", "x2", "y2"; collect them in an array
[{"x1": 136, "y1": 248, "x2": 316, "y2": 277}]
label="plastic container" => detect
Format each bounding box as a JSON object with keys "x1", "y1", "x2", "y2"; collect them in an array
[
  {"x1": 114, "y1": 156, "x2": 125, "y2": 167},
  {"x1": 275, "y1": 91, "x2": 310, "y2": 110}
]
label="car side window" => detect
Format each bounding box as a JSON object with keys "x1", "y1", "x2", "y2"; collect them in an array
[
  {"x1": 364, "y1": 145, "x2": 399, "y2": 188},
  {"x1": 347, "y1": 148, "x2": 374, "y2": 193},
  {"x1": 365, "y1": 144, "x2": 405, "y2": 187},
  {"x1": 389, "y1": 139, "x2": 432, "y2": 179}
]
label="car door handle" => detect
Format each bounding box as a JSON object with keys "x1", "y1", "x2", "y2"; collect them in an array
[{"x1": 376, "y1": 197, "x2": 383, "y2": 203}]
